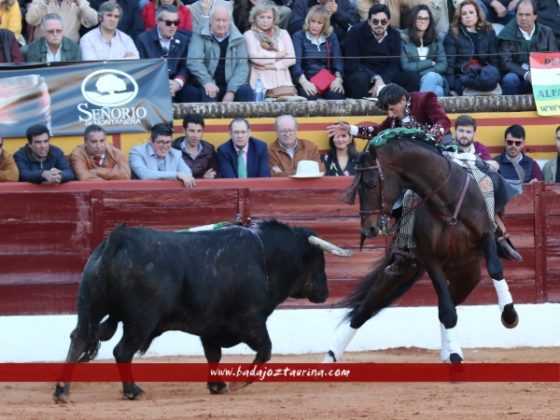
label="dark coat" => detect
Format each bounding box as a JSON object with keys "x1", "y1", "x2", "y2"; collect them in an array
[
  {"x1": 13, "y1": 144, "x2": 75, "y2": 183},
  {"x1": 23, "y1": 36, "x2": 81, "y2": 63},
  {"x1": 171, "y1": 137, "x2": 219, "y2": 178},
  {"x1": 136, "y1": 28, "x2": 191, "y2": 83},
  {"x1": 0, "y1": 28, "x2": 24, "y2": 63},
  {"x1": 217, "y1": 137, "x2": 270, "y2": 178},
  {"x1": 535, "y1": 0, "x2": 560, "y2": 45},
  {"x1": 291, "y1": 30, "x2": 344, "y2": 81}
]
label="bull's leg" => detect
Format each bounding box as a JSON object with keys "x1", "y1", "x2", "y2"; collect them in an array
[
  {"x1": 200, "y1": 338, "x2": 227, "y2": 395},
  {"x1": 481, "y1": 234, "x2": 519, "y2": 329},
  {"x1": 427, "y1": 265, "x2": 463, "y2": 363},
  {"x1": 113, "y1": 325, "x2": 148, "y2": 400}
]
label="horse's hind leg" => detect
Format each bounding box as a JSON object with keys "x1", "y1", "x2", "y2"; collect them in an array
[
  {"x1": 322, "y1": 323, "x2": 358, "y2": 363},
  {"x1": 481, "y1": 234, "x2": 519, "y2": 329}
]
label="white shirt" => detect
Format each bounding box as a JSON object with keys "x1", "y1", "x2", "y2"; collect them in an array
[{"x1": 80, "y1": 27, "x2": 139, "y2": 60}]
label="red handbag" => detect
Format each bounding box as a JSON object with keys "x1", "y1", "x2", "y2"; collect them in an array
[{"x1": 309, "y1": 41, "x2": 336, "y2": 95}]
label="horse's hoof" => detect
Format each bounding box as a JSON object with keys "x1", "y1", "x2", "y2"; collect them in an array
[
  {"x1": 228, "y1": 381, "x2": 251, "y2": 392},
  {"x1": 208, "y1": 382, "x2": 229, "y2": 394},
  {"x1": 449, "y1": 353, "x2": 463, "y2": 364},
  {"x1": 501, "y1": 303, "x2": 519, "y2": 329},
  {"x1": 322, "y1": 350, "x2": 337, "y2": 363},
  {"x1": 122, "y1": 384, "x2": 145, "y2": 400}
]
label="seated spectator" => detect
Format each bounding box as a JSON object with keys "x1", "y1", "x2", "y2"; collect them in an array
[
  {"x1": 268, "y1": 114, "x2": 325, "y2": 177},
  {"x1": 13, "y1": 124, "x2": 74, "y2": 184},
  {"x1": 23, "y1": 13, "x2": 81, "y2": 62},
  {"x1": 453, "y1": 114, "x2": 499, "y2": 170},
  {"x1": 444, "y1": 0, "x2": 499, "y2": 96},
  {"x1": 0, "y1": 0, "x2": 22, "y2": 40},
  {"x1": 188, "y1": 0, "x2": 231, "y2": 32},
  {"x1": 25, "y1": 0, "x2": 97, "y2": 43},
  {"x1": 288, "y1": 0, "x2": 359, "y2": 43},
  {"x1": 497, "y1": 0, "x2": 558, "y2": 95},
  {"x1": 343, "y1": 4, "x2": 411, "y2": 98},
  {"x1": 291, "y1": 5, "x2": 345, "y2": 100},
  {"x1": 243, "y1": 1, "x2": 296, "y2": 100},
  {"x1": 186, "y1": 3, "x2": 253, "y2": 102},
  {"x1": 400, "y1": 4, "x2": 447, "y2": 97},
  {"x1": 494, "y1": 124, "x2": 544, "y2": 192},
  {"x1": 233, "y1": 0, "x2": 291, "y2": 33},
  {"x1": 0, "y1": 27, "x2": 23, "y2": 62},
  {"x1": 535, "y1": 0, "x2": 560, "y2": 46},
  {"x1": 80, "y1": 1, "x2": 140, "y2": 60},
  {"x1": 217, "y1": 117, "x2": 270, "y2": 178},
  {"x1": 172, "y1": 114, "x2": 219, "y2": 178},
  {"x1": 323, "y1": 123, "x2": 357, "y2": 175},
  {"x1": 129, "y1": 123, "x2": 195, "y2": 188},
  {"x1": 543, "y1": 125, "x2": 560, "y2": 183},
  {"x1": 0, "y1": 134, "x2": 19, "y2": 182},
  {"x1": 69, "y1": 124, "x2": 131, "y2": 180},
  {"x1": 136, "y1": 4, "x2": 198, "y2": 102},
  {"x1": 142, "y1": 0, "x2": 192, "y2": 32},
  {"x1": 477, "y1": 0, "x2": 516, "y2": 26},
  {"x1": 89, "y1": 0, "x2": 145, "y2": 40}
]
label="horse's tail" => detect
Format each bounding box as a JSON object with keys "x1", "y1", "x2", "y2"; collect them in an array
[{"x1": 342, "y1": 254, "x2": 425, "y2": 324}]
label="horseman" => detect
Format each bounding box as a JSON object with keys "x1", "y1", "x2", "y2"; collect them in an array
[{"x1": 328, "y1": 83, "x2": 521, "y2": 275}]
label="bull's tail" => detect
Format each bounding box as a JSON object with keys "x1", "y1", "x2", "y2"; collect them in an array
[{"x1": 342, "y1": 252, "x2": 425, "y2": 325}]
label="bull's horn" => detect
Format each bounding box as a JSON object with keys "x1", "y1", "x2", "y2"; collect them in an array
[{"x1": 308, "y1": 236, "x2": 352, "y2": 257}]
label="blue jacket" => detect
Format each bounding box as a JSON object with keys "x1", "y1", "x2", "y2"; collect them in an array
[
  {"x1": 13, "y1": 144, "x2": 75, "y2": 183},
  {"x1": 291, "y1": 30, "x2": 344, "y2": 81},
  {"x1": 494, "y1": 151, "x2": 544, "y2": 183},
  {"x1": 136, "y1": 28, "x2": 191, "y2": 82},
  {"x1": 217, "y1": 138, "x2": 270, "y2": 178}
]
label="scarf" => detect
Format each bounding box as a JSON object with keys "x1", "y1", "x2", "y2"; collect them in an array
[{"x1": 250, "y1": 24, "x2": 280, "y2": 51}]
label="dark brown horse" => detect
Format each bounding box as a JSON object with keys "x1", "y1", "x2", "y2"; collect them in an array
[{"x1": 324, "y1": 129, "x2": 518, "y2": 364}]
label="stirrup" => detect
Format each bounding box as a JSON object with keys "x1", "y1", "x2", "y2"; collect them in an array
[{"x1": 384, "y1": 249, "x2": 415, "y2": 276}]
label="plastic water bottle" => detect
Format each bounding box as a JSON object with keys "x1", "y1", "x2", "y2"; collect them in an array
[{"x1": 254, "y1": 78, "x2": 265, "y2": 103}]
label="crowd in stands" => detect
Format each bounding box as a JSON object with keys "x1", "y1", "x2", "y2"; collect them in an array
[{"x1": 0, "y1": 0, "x2": 559, "y2": 100}]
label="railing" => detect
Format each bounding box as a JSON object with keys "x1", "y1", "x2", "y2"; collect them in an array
[{"x1": 0, "y1": 178, "x2": 558, "y2": 315}]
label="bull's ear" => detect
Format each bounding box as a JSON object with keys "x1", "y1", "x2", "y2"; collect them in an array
[{"x1": 368, "y1": 143, "x2": 378, "y2": 161}]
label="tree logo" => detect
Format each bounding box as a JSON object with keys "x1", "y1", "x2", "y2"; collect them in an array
[{"x1": 81, "y1": 69, "x2": 139, "y2": 107}]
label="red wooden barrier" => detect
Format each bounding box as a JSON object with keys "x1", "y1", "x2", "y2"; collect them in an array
[{"x1": 0, "y1": 179, "x2": 558, "y2": 315}]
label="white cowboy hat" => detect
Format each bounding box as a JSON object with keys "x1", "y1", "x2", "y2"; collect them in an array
[{"x1": 290, "y1": 160, "x2": 324, "y2": 178}]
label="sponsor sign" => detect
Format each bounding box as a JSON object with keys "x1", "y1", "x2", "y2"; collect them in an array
[
  {"x1": 0, "y1": 59, "x2": 172, "y2": 137},
  {"x1": 530, "y1": 52, "x2": 560, "y2": 116}
]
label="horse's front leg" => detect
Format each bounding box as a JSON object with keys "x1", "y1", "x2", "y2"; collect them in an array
[{"x1": 427, "y1": 265, "x2": 463, "y2": 363}]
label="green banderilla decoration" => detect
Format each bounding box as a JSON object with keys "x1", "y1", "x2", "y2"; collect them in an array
[{"x1": 175, "y1": 221, "x2": 236, "y2": 233}]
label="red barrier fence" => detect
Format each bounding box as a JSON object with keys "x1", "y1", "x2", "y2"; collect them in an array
[{"x1": 0, "y1": 179, "x2": 558, "y2": 315}]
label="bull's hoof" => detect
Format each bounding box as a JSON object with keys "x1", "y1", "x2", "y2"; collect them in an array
[
  {"x1": 122, "y1": 383, "x2": 145, "y2": 400},
  {"x1": 208, "y1": 381, "x2": 228, "y2": 394},
  {"x1": 501, "y1": 303, "x2": 519, "y2": 329},
  {"x1": 53, "y1": 383, "x2": 70, "y2": 404},
  {"x1": 228, "y1": 381, "x2": 252, "y2": 392},
  {"x1": 449, "y1": 353, "x2": 463, "y2": 364}
]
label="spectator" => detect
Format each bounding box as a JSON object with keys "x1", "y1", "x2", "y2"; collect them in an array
[
  {"x1": 542, "y1": 125, "x2": 560, "y2": 183},
  {"x1": 0, "y1": 27, "x2": 23, "y2": 62},
  {"x1": 23, "y1": 13, "x2": 81, "y2": 62},
  {"x1": 141, "y1": 0, "x2": 192, "y2": 32},
  {"x1": 494, "y1": 124, "x2": 544, "y2": 192},
  {"x1": 129, "y1": 123, "x2": 196, "y2": 188},
  {"x1": 186, "y1": 3, "x2": 253, "y2": 102},
  {"x1": 444, "y1": 0, "x2": 499, "y2": 96},
  {"x1": 188, "y1": 0, "x2": 231, "y2": 32},
  {"x1": 233, "y1": 0, "x2": 291, "y2": 33},
  {"x1": 497, "y1": 0, "x2": 558, "y2": 95},
  {"x1": 342, "y1": 4, "x2": 407, "y2": 99},
  {"x1": 535, "y1": 0, "x2": 560, "y2": 46},
  {"x1": 25, "y1": 0, "x2": 97, "y2": 42},
  {"x1": 243, "y1": 1, "x2": 296, "y2": 99},
  {"x1": 69, "y1": 124, "x2": 131, "y2": 180},
  {"x1": 80, "y1": 1, "x2": 140, "y2": 60},
  {"x1": 477, "y1": 0, "x2": 516, "y2": 26},
  {"x1": 268, "y1": 114, "x2": 325, "y2": 177},
  {"x1": 323, "y1": 123, "x2": 357, "y2": 176},
  {"x1": 89, "y1": 0, "x2": 145, "y2": 40},
  {"x1": 13, "y1": 123, "x2": 74, "y2": 184},
  {"x1": 217, "y1": 118, "x2": 270, "y2": 178},
  {"x1": 0, "y1": 134, "x2": 19, "y2": 182},
  {"x1": 291, "y1": 5, "x2": 345, "y2": 100},
  {"x1": 288, "y1": 0, "x2": 359, "y2": 43},
  {"x1": 0, "y1": 0, "x2": 22, "y2": 39},
  {"x1": 400, "y1": 4, "x2": 447, "y2": 97},
  {"x1": 171, "y1": 114, "x2": 219, "y2": 178},
  {"x1": 453, "y1": 114, "x2": 500, "y2": 170},
  {"x1": 136, "y1": 4, "x2": 198, "y2": 102}
]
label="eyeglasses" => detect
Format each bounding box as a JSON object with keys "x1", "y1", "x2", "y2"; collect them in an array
[
  {"x1": 159, "y1": 19, "x2": 180, "y2": 27},
  {"x1": 278, "y1": 129, "x2": 296, "y2": 135},
  {"x1": 506, "y1": 140, "x2": 523, "y2": 147},
  {"x1": 371, "y1": 18, "x2": 389, "y2": 26},
  {"x1": 154, "y1": 140, "x2": 173, "y2": 146},
  {"x1": 45, "y1": 29, "x2": 63, "y2": 34},
  {"x1": 416, "y1": 16, "x2": 430, "y2": 21}
]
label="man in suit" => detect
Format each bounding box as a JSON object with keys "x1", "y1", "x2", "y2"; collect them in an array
[
  {"x1": 136, "y1": 4, "x2": 198, "y2": 102},
  {"x1": 217, "y1": 118, "x2": 270, "y2": 178}
]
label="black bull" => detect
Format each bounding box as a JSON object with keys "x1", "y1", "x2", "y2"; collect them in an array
[{"x1": 53, "y1": 220, "x2": 333, "y2": 401}]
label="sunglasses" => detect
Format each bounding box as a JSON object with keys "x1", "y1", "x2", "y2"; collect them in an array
[
  {"x1": 159, "y1": 19, "x2": 180, "y2": 27},
  {"x1": 506, "y1": 140, "x2": 523, "y2": 147},
  {"x1": 45, "y1": 29, "x2": 63, "y2": 34},
  {"x1": 371, "y1": 18, "x2": 389, "y2": 26}
]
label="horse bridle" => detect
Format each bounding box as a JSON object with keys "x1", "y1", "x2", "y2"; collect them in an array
[{"x1": 354, "y1": 159, "x2": 391, "y2": 235}]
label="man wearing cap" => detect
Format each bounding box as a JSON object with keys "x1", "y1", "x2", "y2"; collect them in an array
[
  {"x1": 269, "y1": 115, "x2": 325, "y2": 177},
  {"x1": 217, "y1": 118, "x2": 269, "y2": 178}
]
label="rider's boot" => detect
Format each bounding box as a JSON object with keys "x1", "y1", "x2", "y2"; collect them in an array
[
  {"x1": 384, "y1": 248, "x2": 416, "y2": 276},
  {"x1": 494, "y1": 213, "x2": 523, "y2": 262}
]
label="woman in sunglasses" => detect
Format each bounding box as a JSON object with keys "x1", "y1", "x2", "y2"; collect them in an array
[{"x1": 142, "y1": 0, "x2": 192, "y2": 33}]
